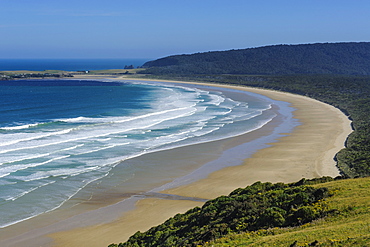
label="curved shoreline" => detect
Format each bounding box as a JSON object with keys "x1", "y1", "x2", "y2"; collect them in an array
[{"x1": 0, "y1": 78, "x2": 353, "y2": 247}]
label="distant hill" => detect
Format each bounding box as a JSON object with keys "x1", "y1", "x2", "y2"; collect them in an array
[{"x1": 142, "y1": 42, "x2": 370, "y2": 75}]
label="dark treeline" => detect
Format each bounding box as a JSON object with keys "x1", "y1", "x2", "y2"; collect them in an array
[{"x1": 142, "y1": 42, "x2": 370, "y2": 75}]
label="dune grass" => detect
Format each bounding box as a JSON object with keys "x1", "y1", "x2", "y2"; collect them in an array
[{"x1": 205, "y1": 177, "x2": 370, "y2": 247}]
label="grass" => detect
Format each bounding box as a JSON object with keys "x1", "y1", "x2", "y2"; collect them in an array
[{"x1": 204, "y1": 177, "x2": 370, "y2": 246}]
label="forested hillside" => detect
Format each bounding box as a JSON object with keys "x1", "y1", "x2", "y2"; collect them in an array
[{"x1": 142, "y1": 42, "x2": 370, "y2": 75}]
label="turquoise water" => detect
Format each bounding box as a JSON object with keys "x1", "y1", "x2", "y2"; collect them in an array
[{"x1": 0, "y1": 79, "x2": 288, "y2": 228}]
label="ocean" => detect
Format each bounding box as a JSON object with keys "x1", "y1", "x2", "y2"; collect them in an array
[
  {"x1": 0, "y1": 58, "x2": 149, "y2": 71},
  {"x1": 0, "y1": 78, "x2": 297, "y2": 228}
]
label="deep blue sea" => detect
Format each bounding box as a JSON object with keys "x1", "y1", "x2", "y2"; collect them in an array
[
  {"x1": 0, "y1": 79, "x2": 296, "y2": 228},
  {"x1": 0, "y1": 58, "x2": 149, "y2": 71}
]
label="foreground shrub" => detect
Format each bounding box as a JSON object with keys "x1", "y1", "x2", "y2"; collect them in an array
[{"x1": 111, "y1": 180, "x2": 332, "y2": 247}]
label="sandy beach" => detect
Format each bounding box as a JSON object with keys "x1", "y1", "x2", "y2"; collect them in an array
[{"x1": 0, "y1": 78, "x2": 352, "y2": 247}]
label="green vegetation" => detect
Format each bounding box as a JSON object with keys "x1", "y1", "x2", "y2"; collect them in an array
[
  {"x1": 110, "y1": 178, "x2": 336, "y2": 247},
  {"x1": 110, "y1": 177, "x2": 370, "y2": 247},
  {"x1": 204, "y1": 177, "x2": 370, "y2": 247},
  {"x1": 0, "y1": 68, "x2": 146, "y2": 80},
  {"x1": 0, "y1": 70, "x2": 72, "y2": 80},
  {"x1": 141, "y1": 42, "x2": 370, "y2": 75}
]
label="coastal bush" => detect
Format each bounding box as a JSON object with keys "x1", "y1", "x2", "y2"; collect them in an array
[
  {"x1": 204, "y1": 177, "x2": 370, "y2": 247},
  {"x1": 141, "y1": 42, "x2": 370, "y2": 76},
  {"x1": 113, "y1": 181, "x2": 331, "y2": 247}
]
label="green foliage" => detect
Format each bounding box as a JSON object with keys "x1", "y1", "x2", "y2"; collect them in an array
[
  {"x1": 205, "y1": 177, "x2": 370, "y2": 247},
  {"x1": 114, "y1": 181, "x2": 330, "y2": 247},
  {"x1": 141, "y1": 42, "x2": 370, "y2": 76}
]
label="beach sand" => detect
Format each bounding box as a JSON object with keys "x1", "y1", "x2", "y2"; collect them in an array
[{"x1": 0, "y1": 78, "x2": 352, "y2": 247}]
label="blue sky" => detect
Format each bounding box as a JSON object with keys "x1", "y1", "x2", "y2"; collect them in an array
[{"x1": 1, "y1": 0, "x2": 369, "y2": 59}]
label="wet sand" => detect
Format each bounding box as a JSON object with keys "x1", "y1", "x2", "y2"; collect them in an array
[{"x1": 0, "y1": 78, "x2": 352, "y2": 247}]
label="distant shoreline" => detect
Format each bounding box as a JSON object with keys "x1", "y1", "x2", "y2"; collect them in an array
[{"x1": 0, "y1": 68, "x2": 145, "y2": 81}]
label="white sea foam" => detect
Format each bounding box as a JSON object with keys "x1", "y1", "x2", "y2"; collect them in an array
[
  {"x1": 73, "y1": 142, "x2": 130, "y2": 156},
  {"x1": 0, "y1": 128, "x2": 75, "y2": 148},
  {"x1": 5, "y1": 181, "x2": 56, "y2": 201},
  {"x1": 0, "y1": 155, "x2": 71, "y2": 178},
  {"x1": 0, "y1": 153, "x2": 51, "y2": 166},
  {"x1": 208, "y1": 93, "x2": 225, "y2": 106},
  {"x1": 0, "y1": 80, "x2": 282, "y2": 228},
  {"x1": 0, "y1": 123, "x2": 40, "y2": 130},
  {"x1": 19, "y1": 165, "x2": 101, "y2": 182},
  {"x1": 0, "y1": 173, "x2": 10, "y2": 179}
]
